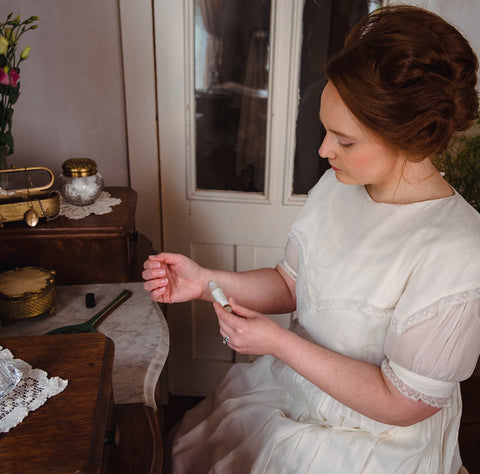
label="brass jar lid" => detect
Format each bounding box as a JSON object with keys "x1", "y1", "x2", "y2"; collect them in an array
[{"x1": 62, "y1": 158, "x2": 98, "y2": 178}]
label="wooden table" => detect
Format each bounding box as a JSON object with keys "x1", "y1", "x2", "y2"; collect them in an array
[
  {"x1": 0, "y1": 187, "x2": 138, "y2": 284},
  {"x1": 0, "y1": 333, "x2": 115, "y2": 473},
  {"x1": 0, "y1": 282, "x2": 169, "y2": 410},
  {"x1": 0, "y1": 283, "x2": 168, "y2": 474}
]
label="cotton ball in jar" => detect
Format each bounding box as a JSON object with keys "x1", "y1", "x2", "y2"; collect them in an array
[{"x1": 60, "y1": 158, "x2": 104, "y2": 206}]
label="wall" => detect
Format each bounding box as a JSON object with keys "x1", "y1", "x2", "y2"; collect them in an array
[
  {"x1": 388, "y1": 0, "x2": 480, "y2": 61},
  {"x1": 1, "y1": 0, "x2": 129, "y2": 184},
  {"x1": 0, "y1": 0, "x2": 162, "y2": 251}
]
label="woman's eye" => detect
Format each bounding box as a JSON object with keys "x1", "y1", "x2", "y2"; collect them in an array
[{"x1": 337, "y1": 138, "x2": 353, "y2": 148}]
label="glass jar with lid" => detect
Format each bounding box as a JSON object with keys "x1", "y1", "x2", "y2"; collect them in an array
[{"x1": 59, "y1": 158, "x2": 104, "y2": 206}]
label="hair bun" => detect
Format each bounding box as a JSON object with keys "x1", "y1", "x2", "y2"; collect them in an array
[{"x1": 326, "y1": 5, "x2": 479, "y2": 159}]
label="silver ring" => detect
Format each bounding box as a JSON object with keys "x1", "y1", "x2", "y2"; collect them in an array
[{"x1": 223, "y1": 336, "x2": 230, "y2": 345}]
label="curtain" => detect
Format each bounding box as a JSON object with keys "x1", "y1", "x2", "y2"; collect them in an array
[
  {"x1": 235, "y1": 28, "x2": 269, "y2": 191},
  {"x1": 198, "y1": 0, "x2": 224, "y2": 90}
]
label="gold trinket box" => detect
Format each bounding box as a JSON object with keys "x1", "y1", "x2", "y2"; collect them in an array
[
  {"x1": 0, "y1": 266, "x2": 56, "y2": 320},
  {"x1": 0, "y1": 167, "x2": 61, "y2": 227}
]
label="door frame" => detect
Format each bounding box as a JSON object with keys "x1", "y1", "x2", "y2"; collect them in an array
[
  {"x1": 119, "y1": 0, "x2": 162, "y2": 251},
  {"x1": 154, "y1": 0, "x2": 307, "y2": 258},
  {"x1": 151, "y1": 0, "x2": 308, "y2": 395}
]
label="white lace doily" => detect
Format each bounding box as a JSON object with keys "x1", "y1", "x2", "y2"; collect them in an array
[
  {"x1": 60, "y1": 191, "x2": 122, "y2": 219},
  {"x1": 0, "y1": 346, "x2": 68, "y2": 433}
]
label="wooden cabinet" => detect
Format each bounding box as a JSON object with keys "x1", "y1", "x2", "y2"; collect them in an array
[
  {"x1": 0, "y1": 333, "x2": 115, "y2": 473},
  {"x1": 0, "y1": 187, "x2": 139, "y2": 285}
]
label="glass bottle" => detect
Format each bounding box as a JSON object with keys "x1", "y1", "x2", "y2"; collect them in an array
[{"x1": 60, "y1": 158, "x2": 104, "y2": 206}]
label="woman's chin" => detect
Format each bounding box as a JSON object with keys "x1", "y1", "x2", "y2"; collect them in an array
[{"x1": 332, "y1": 171, "x2": 356, "y2": 185}]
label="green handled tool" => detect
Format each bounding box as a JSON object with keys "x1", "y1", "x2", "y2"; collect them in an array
[{"x1": 45, "y1": 289, "x2": 132, "y2": 335}]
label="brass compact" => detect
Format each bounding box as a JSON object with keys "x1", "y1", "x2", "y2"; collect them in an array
[
  {"x1": 0, "y1": 266, "x2": 56, "y2": 320},
  {"x1": 0, "y1": 167, "x2": 61, "y2": 227}
]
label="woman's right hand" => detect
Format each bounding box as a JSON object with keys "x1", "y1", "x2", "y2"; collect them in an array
[{"x1": 142, "y1": 252, "x2": 206, "y2": 303}]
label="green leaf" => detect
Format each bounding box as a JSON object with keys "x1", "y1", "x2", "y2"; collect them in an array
[
  {"x1": 438, "y1": 121, "x2": 480, "y2": 212},
  {"x1": 0, "y1": 130, "x2": 14, "y2": 153}
]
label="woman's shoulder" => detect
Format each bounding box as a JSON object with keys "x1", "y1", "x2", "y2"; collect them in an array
[
  {"x1": 395, "y1": 194, "x2": 480, "y2": 321},
  {"x1": 428, "y1": 192, "x2": 480, "y2": 248}
]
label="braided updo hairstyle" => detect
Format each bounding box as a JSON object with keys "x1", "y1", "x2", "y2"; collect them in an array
[{"x1": 325, "y1": 5, "x2": 479, "y2": 161}]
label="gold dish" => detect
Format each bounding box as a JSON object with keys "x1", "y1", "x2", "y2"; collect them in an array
[{"x1": 0, "y1": 267, "x2": 56, "y2": 320}]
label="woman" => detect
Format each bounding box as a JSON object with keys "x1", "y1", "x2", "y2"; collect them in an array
[{"x1": 144, "y1": 6, "x2": 480, "y2": 473}]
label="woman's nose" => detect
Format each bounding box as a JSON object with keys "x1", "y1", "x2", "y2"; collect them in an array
[{"x1": 318, "y1": 135, "x2": 333, "y2": 160}]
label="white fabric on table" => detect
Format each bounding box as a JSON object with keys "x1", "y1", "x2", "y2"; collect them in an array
[
  {"x1": 0, "y1": 346, "x2": 68, "y2": 433},
  {"x1": 60, "y1": 191, "x2": 121, "y2": 219}
]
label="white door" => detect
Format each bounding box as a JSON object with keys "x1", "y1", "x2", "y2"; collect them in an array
[{"x1": 154, "y1": 0, "x2": 337, "y2": 396}]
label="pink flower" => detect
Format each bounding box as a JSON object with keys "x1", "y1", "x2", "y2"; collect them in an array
[{"x1": 0, "y1": 68, "x2": 20, "y2": 87}]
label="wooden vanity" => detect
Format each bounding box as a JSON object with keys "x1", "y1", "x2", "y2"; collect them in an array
[{"x1": 0, "y1": 333, "x2": 115, "y2": 473}]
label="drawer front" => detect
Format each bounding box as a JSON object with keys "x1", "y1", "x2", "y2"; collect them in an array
[{"x1": 0, "y1": 234, "x2": 136, "y2": 284}]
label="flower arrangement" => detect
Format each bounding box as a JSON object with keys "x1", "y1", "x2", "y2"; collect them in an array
[{"x1": 0, "y1": 13, "x2": 39, "y2": 170}]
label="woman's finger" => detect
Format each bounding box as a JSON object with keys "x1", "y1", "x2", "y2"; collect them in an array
[
  {"x1": 144, "y1": 259, "x2": 161, "y2": 269},
  {"x1": 142, "y1": 268, "x2": 165, "y2": 282},
  {"x1": 143, "y1": 277, "x2": 168, "y2": 292},
  {"x1": 214, "y1": 302, "x2": 236, "y2": 327},
  {"x1": 228, "y1": 298, "x2": 260, "y2": 319}
]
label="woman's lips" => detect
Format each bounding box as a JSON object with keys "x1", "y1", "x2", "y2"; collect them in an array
[{"x1": 330, "y1": 163, "x2": 341, "y2": 172}]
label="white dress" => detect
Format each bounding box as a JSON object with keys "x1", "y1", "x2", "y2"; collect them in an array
[{"x1": 172, "y1": 170, "x2": 480, "y2": 474}]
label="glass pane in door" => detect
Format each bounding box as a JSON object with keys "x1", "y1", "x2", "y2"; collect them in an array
[
  {"x1": 292, "y1": 0, "x2": 374, "y2": 195},
  {"x1": 194, "y1": 0, "x2": 271, "y2": 193}
]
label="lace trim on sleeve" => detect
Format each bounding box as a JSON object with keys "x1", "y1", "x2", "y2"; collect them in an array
[
  {"x1": 277, "y1": 234, "x2": 299, "y2": 281},
  {"x1": 278, "y1": 259, "x2": 297, "y2": 281},
  {"x1": 381, "y1": 359, "x2": 453, "y2": 408},
  {"x1": 391, "y1": 287, "x2": 480, "y2": 334}
]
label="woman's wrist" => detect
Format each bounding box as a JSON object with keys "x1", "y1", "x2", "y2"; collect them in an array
[
  {"x1": 199, "y1": 268, "x2": 218, "y2": 301},
  {"x1": 267, "y1": 323, "x2": 294, "y2": 359}
]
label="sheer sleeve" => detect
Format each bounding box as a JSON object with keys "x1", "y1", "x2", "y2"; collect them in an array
[
  {"x1": 277, "y1": 238, "x2": 299, "y2": 281},
  {"x1": 382, "y1": 291, "x2": 480, "y2": 407}
]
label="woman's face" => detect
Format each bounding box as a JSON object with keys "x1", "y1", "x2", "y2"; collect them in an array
[{"x1": 318, "y1": 82, "x2": 405, "y2": 193}]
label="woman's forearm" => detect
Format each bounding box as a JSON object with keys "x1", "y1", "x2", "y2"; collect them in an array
[
  {"x1": 201, "y1": 266, "x2": 296, "y2": 314},
  {"x1": 270, "y1": 327, "x2": 440, "y2": 426}
]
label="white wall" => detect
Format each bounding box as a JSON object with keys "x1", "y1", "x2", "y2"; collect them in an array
[
  {"x1": 1, "y1": 0, "x2": 129, "y2": 185},
  {"x1": 0, "y1": 0, "x2": 162, "y2": 251},
  {"x1": 387, "y1": 0, "x2": 480, "y2": 63}
]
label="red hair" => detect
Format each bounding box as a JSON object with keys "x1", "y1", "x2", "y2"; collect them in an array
[{"x1": 326, "y1": 5, "x2": 479, "y2": 160}]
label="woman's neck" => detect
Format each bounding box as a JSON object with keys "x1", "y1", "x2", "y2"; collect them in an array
[{"x1": 366, "y1": 158, "x2": 454, "y2": 204}]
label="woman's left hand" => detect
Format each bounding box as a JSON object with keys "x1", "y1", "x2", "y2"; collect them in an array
[{"x1": 214, "y1": 299, "x2": 284, "y2": 355}]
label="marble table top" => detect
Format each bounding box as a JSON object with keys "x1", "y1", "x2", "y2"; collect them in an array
[{"x1": 0, "y1": 282, "x2": 169, "y2": 410}]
